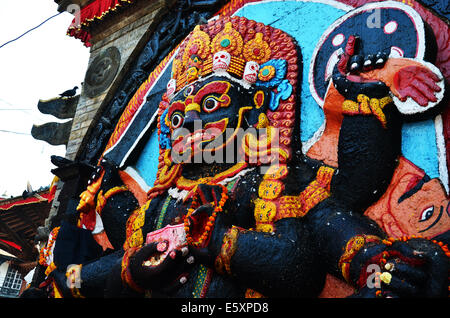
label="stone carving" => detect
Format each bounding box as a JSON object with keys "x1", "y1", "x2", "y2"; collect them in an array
[
  {"x1": 30, "y1": 1, "x2": 449, "y2": 299},
  {"x1": 31, "y1": 121, "x2": 73, "y2": 146},
  {"x1": 84, "y1": 46, "x2": 121, "y2": 98},
  {"x1": 37, "y1": 95, "x2": 79, "y2": 119}
]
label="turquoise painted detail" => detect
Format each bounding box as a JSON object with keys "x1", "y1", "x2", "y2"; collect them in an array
[
  {"x1": 221, "y1": 38, "x2": 231, "y2": 47},
  {"x1": 269, "y1": 79, "x2": 293, "y2": 111},
  {"x1": 256, "y1": 59, "x2": 287, "y2": 88},
  {"x1": 402, "y1": 120, "x2": 439, "y2": 179},
  {"x1": 133, "y1": 129, "x2": 160, "y2": 187},
  {"x1": 159, "y1": 108, "x2": 171, "y2": 149}
]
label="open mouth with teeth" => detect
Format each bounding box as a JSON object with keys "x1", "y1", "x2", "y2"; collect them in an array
[{"x1": 172, "y1": 118, "x2": 229, "y2": 156}]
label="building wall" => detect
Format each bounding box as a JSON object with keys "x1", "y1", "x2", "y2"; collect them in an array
[
  {"x1": 0, "y1": 261, "x2": 9, "y2": 285},
  {"x1": 0, "y1": 260, "x2": 23, "y2": 298},
  {"x1": 65, "y1": 0, "x2": 170, "y2": 160}
]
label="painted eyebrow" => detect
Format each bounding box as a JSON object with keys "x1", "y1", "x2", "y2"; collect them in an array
[
  {"x1": 398, "y1": 175, "x2": 431, "y2": 204},
  {"x1": 167, "y1": 101, "x2": 185, "y2": 118},
  {"x1": 190, "y1": 81, "x2": 231, "y2": 105}
]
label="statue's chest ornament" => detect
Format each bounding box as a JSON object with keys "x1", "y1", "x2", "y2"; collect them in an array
[{"x1": 254, "y1": 165, "x2": 335, "y2": 233}]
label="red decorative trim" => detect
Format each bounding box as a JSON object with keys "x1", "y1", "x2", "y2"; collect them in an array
[
  {"x1": 67, "y1": 0, "x2": 136, "y2": 47},
  {"x1": 0, "y1": 192, "x2": 53, "y2": 211},
  {"x1": 0, "y1": 239, "x2": 22, "y2": 251}
]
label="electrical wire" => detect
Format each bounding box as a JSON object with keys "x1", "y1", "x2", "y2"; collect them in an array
[
  {"x1": 0, "y1": 129, "x2": 31, "y2": 136},
  {"x1": 0, "y1": 109, "x2": 33, "y2": 111},
  {"x1": 0, "y1": 11, "x2": 63, "y2": 49}
]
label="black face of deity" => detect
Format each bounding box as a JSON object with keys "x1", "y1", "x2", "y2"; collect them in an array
[{"x1": 167, "y1": 75, "x2": 269, "y2": 164}]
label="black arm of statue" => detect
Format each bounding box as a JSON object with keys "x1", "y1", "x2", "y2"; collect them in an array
[
  {"x1": 50, "y1": 250, "x2": 126, "y2": 298},
  {"x1": 208, "y1": 217, "x2": 328, "y2": 297},
  {"x1": 303, "y1": 199, "x2": 385, "y2": 279},
  {"x1": 189, "y1": 184, "x2": 324, "y2": 297},
  {"x1": 329, "y1": 36, "x2": 402, "y2": 213}
]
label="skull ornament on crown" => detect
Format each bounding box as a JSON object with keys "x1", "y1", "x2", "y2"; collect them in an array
[
  {"x1": 213, "y1": 51, "x2": 231, "y2": 73},
  {"x1": 243, "y1": 61, "x2": 260, "y2": 84},
  {"x1": 166, "y1": 79, "x2": 177, "y2": 99}
]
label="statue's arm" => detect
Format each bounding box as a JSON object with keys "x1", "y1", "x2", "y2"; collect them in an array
[{"x1": 209, "y1": 217, "x2": 327, "y2": 297}]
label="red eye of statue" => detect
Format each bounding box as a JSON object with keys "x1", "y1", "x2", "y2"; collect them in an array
[
  {"x1": 202, "y1": 97, "x2": 220, "y2": 113},
  {"x1": 171, "y1": 112, "x2": 184, "y2": 129}
]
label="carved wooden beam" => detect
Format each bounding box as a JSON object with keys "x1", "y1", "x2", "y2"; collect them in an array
[
  {"x1": 0, "y1": 217, "x2": 34, "y2": 259},
  {"x1": 15, "y1": 209, "x2": 39, "y2": 231}
]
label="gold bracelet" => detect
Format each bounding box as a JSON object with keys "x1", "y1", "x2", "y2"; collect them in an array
[
  {"x1": 214, "y1": 226, "x2": 241, "y2": 275},
  {"x1": 338, "y1": 234, "x2": 381, "y2": 284}
]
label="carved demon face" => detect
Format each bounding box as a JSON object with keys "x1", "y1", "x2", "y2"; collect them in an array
[{"x1": 166, "y1": 75, "x2": 269, "y2": 163}]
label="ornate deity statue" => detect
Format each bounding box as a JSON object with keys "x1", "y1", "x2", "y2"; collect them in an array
[{"x1": 39, "y1": 13, "x2": 448, "y2": 298}]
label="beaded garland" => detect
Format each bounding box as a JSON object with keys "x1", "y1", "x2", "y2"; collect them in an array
[
  {"x1": 39, "y1": 226, "x2": 60, "y2": 277},
  {"x1": 184, "y1": 184, "x2": 229, "y2": 248}
]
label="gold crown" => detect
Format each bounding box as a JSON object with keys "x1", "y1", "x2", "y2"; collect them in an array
[{"x1": 170, "y1": 22, "x2": 272, "y2": 94}]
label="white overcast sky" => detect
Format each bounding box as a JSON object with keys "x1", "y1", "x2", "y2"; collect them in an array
[{"x1": 0, "y1": 0, "x2": 90, "y2": 197}]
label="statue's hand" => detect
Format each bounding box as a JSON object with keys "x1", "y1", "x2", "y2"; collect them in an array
[
  {"x1": 391, "y1": 65, "x2": 442, "y2": 106},
  {"x1": 332, "y1": 35, "x2": 389, "y2": 101},
  {"x1": 353, "y1": 238, "x2": 449, "y2": 298},
  {"x1": 76, "y1": 165, "x2": 105, "y2": 213},
  {"x1": 186, "y1": 204, "x2": 226, "y2": 267},
  {"x1": 385, "y1": 238, "x2": 449, "y2": 297},
  {"x1": 128, "y1": 241, "x2": 194, "y2": 293}
]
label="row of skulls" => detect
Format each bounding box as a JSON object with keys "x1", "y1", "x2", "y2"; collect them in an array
[{"x1": 166, "y1": 50, "x2": 260, "y2": 100}]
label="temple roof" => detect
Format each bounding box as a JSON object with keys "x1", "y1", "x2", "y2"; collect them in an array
[{"x1": 0, "y1": 188, "x2": 55, "y2": 262}]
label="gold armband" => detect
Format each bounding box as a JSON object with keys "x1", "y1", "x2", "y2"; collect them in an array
[{"x1": 214, "y1": 226, "x2": 241, "y2": 275}]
